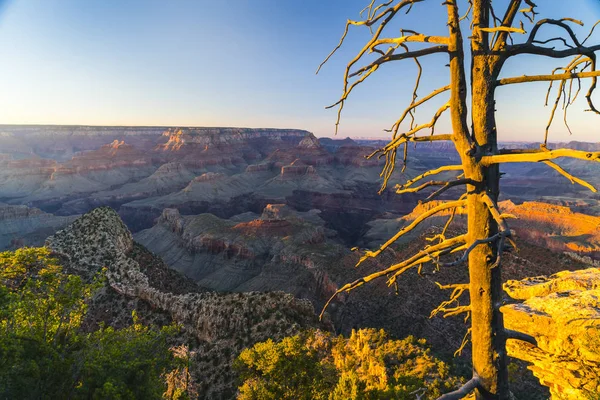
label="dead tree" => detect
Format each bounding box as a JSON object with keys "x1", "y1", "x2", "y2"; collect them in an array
[{"x1": 317, "y1": 1, "x2": 600, "y2": 399}]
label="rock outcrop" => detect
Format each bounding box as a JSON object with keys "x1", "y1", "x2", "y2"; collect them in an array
[{"x1": 502, "y1": 268, "x2": 600, "y2": 399}]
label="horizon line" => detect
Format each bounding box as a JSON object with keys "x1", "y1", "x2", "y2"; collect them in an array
[{"x1": 0, "y1": 124, "x2": 597, "y2": 144}]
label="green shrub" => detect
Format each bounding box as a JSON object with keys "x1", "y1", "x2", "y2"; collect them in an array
[
  {"x1": 0, "y1": 247, "x2": 178, "y2": 399},
  {"x1": 235, "y1": 328, "x2": 463, "y2": 400}
]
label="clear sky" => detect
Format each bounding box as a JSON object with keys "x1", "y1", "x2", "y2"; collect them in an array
[{"x1": 0, "y1": 0, "x2": 599, "y2": 141}]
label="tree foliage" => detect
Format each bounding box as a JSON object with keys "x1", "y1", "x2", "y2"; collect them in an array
[
  {"x1": 0, "y1": 247, "x2": 177, "y2": 399},
  {"x1": 235, "y1": 328, "x2": 462, "y2": 400}
]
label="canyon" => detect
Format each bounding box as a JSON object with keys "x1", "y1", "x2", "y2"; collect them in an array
[{"x1": 1, "y1": 125, "x2": 600, "y2": 398}]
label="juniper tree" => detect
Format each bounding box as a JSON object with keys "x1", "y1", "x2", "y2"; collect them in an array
[{"x1": 317, "y1": 1, "x2": 600, "y2": 398}]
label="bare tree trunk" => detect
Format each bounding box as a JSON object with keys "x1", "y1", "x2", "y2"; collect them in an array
[
  {"x1": 319, "y1": 0, "x2": 600, "y2": 398},
  {"x1": 468, "y1": 2, "x2": 509, "y2": 396}
]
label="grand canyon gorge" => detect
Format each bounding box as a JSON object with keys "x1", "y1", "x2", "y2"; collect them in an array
[
  {"x1": 1, "y1": 125, "x2": 599, "y2": 398},
  {"x1": 4, "y1": 1, "x2": 600, "y2": 398}
]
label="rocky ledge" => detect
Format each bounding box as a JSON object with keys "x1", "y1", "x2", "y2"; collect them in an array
[{"x1": 502, "y1": 268, "x2": 600, "y2": 399}]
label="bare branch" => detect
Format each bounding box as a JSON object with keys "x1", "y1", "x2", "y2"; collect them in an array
[
  {"x1": 481, "y1": 193, "x2": 511, "y2": 233},
  {"x1": 505, "y1": 329, "x2": 538, "y2": 346},
  {"x1": 459, "y1": 0, "x2": 472, "y2": 22},
  {"x1": 583, "y1": 20, "x2": 600, "y2": 45},
  {"x1": 395, "y1": 177, "x2": 472, "y2": 197},
  {"x1": 454, "y1": 327, "x2": 472, "y2": 357},
  {"x1": 526, "y1": 18, "x2": 584, "y2": 48},
  {"x1": 348, "y1": 45, "x2": 449, "y2": 79},
  {"x1": 408, "y1": 53, "x2": 423, "y2": 130},
  {"x1": 480, "y1": 26, "x2": 525, "y2": 34},
  {"x1": 544, "y1": 78, "x2": 566, "y2": 145},
  {"x1": 520, "y1": 0, "x2": 539, "y2": 23},
  {"x1": 317, "y1": 0, "x2": 430, "y2": 133},
  {"x1": 503, "y1": 43, "x2": 600, "y2": 60},
  {"x1": 356, "y1": 200, "x2": 467, "y2": 267},
  {"x1": 319, "y1": 234, "x2": 466, "y2": 320},
  {"x1": 497, "y1": 69, "x2": 600, "y2": 86},
  {"x1": 540, "y1": 55, "x2": 591, "y2": 144},
  {"x1": 542, "y1": 160, "x2": 597, "y2": 192},
  {"x1": 481, "y1": 148, "x2": 600, "y2": 165},
  {"x1": 430, "y1": 282, "x2": 469, "y2": 319},
  {"x1": 492, "y1": 0, "x2": 523, "y2": 51},
  {"x1": 386, "y1": 85, "x2": 451, "y2": 138},
  {"x1": 395, "y1": 180, "x2": 449, "y2": 195},
  {"x1": 315, "y1": 0, "x2": 405, "y2": 74},
  {"x1": 440, "y1": 232, "x2": 504, "y2": 268},
  {"x1": 425, "y1": 178, "x2": 475, "y2": 201},
  {"x1": 437, "y1": 375, "x2": 480, "y2": 400},
  {"x1": 370, "y1": 33, "x2": 449, "y2": 52},
  {"x1": 399, "y1": 165, "x2": 464, "y2": 190},
  {"x1": 410, "y1": 134, "x2": 453, "y2": 142}
]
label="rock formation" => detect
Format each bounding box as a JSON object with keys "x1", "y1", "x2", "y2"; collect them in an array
[
  {"x1": 46, "y1": 207, "x2": 323, "y2": 398},
  {"x1": 502, "y1": 268, "x2": 600, "y2": 399},
  {"x1": 134, "y1": 206, "x2": 341, "y2": 304},
  {"x1": 0, "y1": 203, "x2": 77, "y2": 250}
]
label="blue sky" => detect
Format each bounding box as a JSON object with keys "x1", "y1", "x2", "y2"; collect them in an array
[{"x1": 0, "y1": 0, "x2": 599, "y2": 141}]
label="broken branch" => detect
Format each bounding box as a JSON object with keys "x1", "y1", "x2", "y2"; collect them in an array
[{"x1": 437, "y1": 375, "x2": 480, "y2": 400}]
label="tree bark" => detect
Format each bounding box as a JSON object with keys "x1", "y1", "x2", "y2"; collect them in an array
[{"x1": 467, "y1": 1, "x2": 509, "y2": 398}]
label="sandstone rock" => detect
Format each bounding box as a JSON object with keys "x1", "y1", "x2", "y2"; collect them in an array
[
  {"x1": 502, "y1": 268, "x2": 600, "y2": 399},
  {"x1": 261, "y1": 203, "x2": 292, "y2": 220}
]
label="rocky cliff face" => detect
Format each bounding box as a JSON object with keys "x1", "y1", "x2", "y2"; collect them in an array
[
  {"x1": 0, "y1": 203, "x2": 77, "y2": 250},
  {"x1": 0, "y1": 125, "x2": 167, "y2": 160},
  {"x1": 134, "y1": 205, "x2": 341, "y2": 305},
  {"x1": 154, "y1": 127, "x2": 313, "y2": 168},
  {"x1": 503, "y1": 268, "x2": 600, "y2": 399},
  {"x1": 46, "y1": 207, "x2": 323, "y2": 398},
  {"x1": 266, "y1": 133, "x2": 335, "y2": 167},
  {"x1": 501, "y1": 201, "x2": 600, "y2": 256}
]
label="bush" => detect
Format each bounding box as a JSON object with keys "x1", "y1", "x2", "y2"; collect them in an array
[{"x1": 235, "y1": 328, "x2": 463, "y2": 400}]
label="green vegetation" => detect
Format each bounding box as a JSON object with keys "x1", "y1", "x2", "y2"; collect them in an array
[
  {"x1": 235, "y1": 328, "x2": 463, "y2": 400},
  {"x1": 0, "y1": 247, "x2": 178, "y2": 399}
]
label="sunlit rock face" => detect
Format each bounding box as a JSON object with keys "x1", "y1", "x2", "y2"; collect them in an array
[
  {"x1": 155, "y1": 127, "x2": 313, "y2": 168},
  {"x1": 502, "y1": 268, "x2": 600, "y2": 400}
]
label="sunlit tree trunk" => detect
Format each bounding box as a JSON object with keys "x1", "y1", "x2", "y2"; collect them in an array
[{"x1": 319, "y1": 0, "x2": 600, "y2": 398}]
